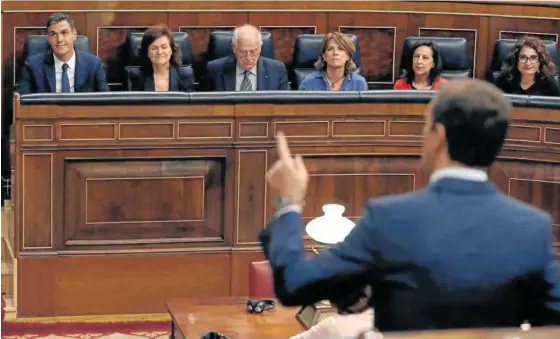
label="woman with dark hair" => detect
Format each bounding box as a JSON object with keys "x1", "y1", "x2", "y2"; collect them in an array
[
  {"x1": 298, "y1": 32, "x2": 368, "y2": 91},
  {"x1": 127, "y1": 24, "x2": 194, "y2": 92},
  {"x1": 394, "y1": 42, "x2": 447, "y2": 90},
  {"x1": 495, "y1": 36, "x2": 560, "y2": 96}
]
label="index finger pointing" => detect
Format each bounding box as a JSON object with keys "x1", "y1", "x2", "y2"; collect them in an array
[{"x1": 276, "y1": 131, "x2": 293, "y2": 163}]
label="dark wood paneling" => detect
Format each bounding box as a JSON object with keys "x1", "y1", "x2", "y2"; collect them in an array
[
  {"x1": 22, "y1": 153, "x2": 52, "y2": 249},
  {"x1": 329, "y1": 13, "x2": 408, "y2": 87},
  {"x1": 339, "y1": 27, "x2": 396, "y2": 84},
  {"x1": 300, "y1": 156, "x2": 418, "y2": 221},
  {"x1": 13, "y1": 99, "x2": 560, "y2": 316},
  {"x1": 64, "y1": 158, "x2": 225, "y2": 246},
  {"x1": 236, "y1": 150, "x2": 267, "y2": 245}
]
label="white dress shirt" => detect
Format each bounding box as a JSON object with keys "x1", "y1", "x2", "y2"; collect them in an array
[
  {"x1": 236, "y1": 63, "x2": 257, "y2": 91},
  {"x1": 54, "y1": 51, "x2": 76, "y2": 93},
  {"x1": 429, "y1": 166, "x2": 488, "y2": 183}
]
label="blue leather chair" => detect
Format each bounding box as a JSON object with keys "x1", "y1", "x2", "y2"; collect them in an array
[
  {"x1": 206, "y1": 30, "x2": 275, "y2": 61},
  {"x1": 399, "y1": 36, "x2": 472, "y2": 80},
  {"x1": 291, "y1": 34, "x2": 362, "y2": 89}
]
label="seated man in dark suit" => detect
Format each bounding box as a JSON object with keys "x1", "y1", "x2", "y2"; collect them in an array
[
  {"x1": 18, "y1": 12, "x2": 109, "y2": 94},
  {"x1": 260, "y1": 79, "x2": 560, "y2": 331},
  {"x1": 201, "y1": 24, "x2": 288, "y2": 91}
]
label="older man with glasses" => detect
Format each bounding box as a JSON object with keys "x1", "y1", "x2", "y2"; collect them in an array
[{"x1": 201, "y1": 24, "x2": 289, "y2": 92}]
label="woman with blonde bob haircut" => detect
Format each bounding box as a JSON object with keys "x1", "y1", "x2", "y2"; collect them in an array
[{"x1": 299, "y1": 32, "x2": 368, "y2": 91}]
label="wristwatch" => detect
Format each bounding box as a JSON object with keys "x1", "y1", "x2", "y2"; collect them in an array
[{"x1": 275, "y1": 196, "x2": 304, "y2": 210}]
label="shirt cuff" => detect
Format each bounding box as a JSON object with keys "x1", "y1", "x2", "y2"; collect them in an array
[{"x1": 274, "y1": 205, "x2": 303, "y2": 219}]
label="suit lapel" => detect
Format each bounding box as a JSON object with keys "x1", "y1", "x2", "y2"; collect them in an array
[
  {"x1": 168, "y1": 67, "x2": 179, "y2": 91},
  {"x1": 73, "y1": 51, "x2": 86, "y2": 92},
  {"x1": 143, "y1": 71, "x2": 155, "y2": 91},
  {"x1": 256, "y1": 58, "x2": 268, "y2": 90},
  {"x1": 43, "y1": 53, "x2": 56, "y2": 92},
  {"x1": 223, "y1": 56, "x2": 237, "y2": 91}
]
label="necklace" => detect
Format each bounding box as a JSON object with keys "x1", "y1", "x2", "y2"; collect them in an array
[{"x1": 327, "y1": 75, "x2": 344, "y2": 89}]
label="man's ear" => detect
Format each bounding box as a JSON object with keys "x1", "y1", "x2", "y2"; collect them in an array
[
  {"x1": 72, "y1": 29, "x2": 77, "y2": 40},
  {"x1": 434, "y1": 122, "x2": 447, "y2": 150}
]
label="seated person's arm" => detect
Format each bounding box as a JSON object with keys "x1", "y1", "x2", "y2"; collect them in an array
[
  {"x1": 94, "y1": 59, "x2": 110, "y2": 92},
  {"x1": 260, "y1": 203, "x2": 380, "y2": 307},
  {"x1": 358, "y1": 77, "x2": 368, "y2": 90},
  {"x1": 279, "y1": 64, "x2": 289, "y2": 90},
  {"x1": 18, "y1": 61, "x2": 33, "y2": 94},
  {"x1": 179, "y1": 67, "x2": 196, "y2": 92}
]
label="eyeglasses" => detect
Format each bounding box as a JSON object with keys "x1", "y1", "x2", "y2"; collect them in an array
[
  {"x1": 246, "y1": 299, "x2": 275, "y2": 314},
  {"x1": 237, "y1": 49, "x2": 260, "y2": 57},
  {"x1": 519, "y1": 54, "x2": 539, "y2": 64},
  {"x1": 201, "y1": 331, "x2": 228, "y2": 339}
]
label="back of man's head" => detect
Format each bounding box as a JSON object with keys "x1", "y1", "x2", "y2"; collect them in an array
[{"x1": 432, "y1": 79, "x2": 512, "y2": 168}]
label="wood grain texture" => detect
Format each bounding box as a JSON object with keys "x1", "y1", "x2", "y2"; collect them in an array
[
  {"x1": 13, "y1": 100, "x2": 560, "y2": 316},
  {"x1": 167, "y1": 297, "x2": 560, "y2": 339}
]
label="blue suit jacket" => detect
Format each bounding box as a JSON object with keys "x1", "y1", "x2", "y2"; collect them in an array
[
  {"x1": 201, "y1": 55, "x2": 288, "y2": 91},
  {"x1": 260, "y1": 178, "x2": 560, "y2": 331},
  {"x1": 18, "y1": 51, "x2": 110, "y2": 94}
]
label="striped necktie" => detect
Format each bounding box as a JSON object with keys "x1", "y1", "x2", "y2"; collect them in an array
[{"x1": 240, "y1": 70, "x2": 252, "y2": 91}]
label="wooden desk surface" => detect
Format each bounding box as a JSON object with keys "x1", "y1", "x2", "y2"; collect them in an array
[{"x1": 167, "y1": 297, "x2": 560, "y2": 339}]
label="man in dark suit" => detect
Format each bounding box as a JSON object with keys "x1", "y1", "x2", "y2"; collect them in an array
[
  {"x1": 260, "y1": 79, "x2": 560, "y2": 331},
  {"x1": 18, "y1": 12, "x2": 109, "y2": 94},
  {"x1": 201, "y1": 24, "x2": 288, "y2": 91}
]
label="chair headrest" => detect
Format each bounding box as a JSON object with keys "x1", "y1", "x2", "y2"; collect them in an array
[
  {"x1": 292, "y1": 34, "x2": 361, "y2": 69},
  {"x1": 125, "y1": 31, "x2": 192, "y2": 66},
  {"x1": 489, "y1": 39, "x2": 559, "y2": 72},
  {"x1": 400, "y1": 36, "x2": 470, "y2": 72},
  {"x1": 207, "y1": 31, "x2": 275, "y2": 61},
  {"x1": 22, "y1": 35, "x2": 90, "y2": 59}
]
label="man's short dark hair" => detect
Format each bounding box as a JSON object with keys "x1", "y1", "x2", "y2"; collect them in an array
[
  {"x1": 431, "y1": 79, "x2": 512, "y2": 167},
  {"x1": 46, "y1": 12, "x2": 74, "y2": 30}
]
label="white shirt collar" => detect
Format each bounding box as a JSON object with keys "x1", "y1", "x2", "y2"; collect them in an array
[
  {"x1": 53, "y1": 50, "x2": 76, "y2": 70},
  {"x1": 236, "y1": 63, "x2": 257, "y2": 76},
  {"x1": 429, "y1": 167, "x2": 488, "y2": 183}
]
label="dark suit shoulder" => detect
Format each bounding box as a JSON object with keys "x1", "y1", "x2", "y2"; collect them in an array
[
  {"x1": 261, "y1": 57, "x2": 286, "y2": 70},
  {"x1": 76, "y1": 51, "x2": 103, "y2": 65}
]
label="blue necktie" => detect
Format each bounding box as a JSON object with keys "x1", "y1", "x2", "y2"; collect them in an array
[{"x1": 61, "y1": 63, "x2": 70, "y2": 93}]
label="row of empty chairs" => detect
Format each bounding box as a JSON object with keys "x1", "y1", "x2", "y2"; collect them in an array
[{"x1": 20, "y1": 32, "x2": 560, "y2": 89}]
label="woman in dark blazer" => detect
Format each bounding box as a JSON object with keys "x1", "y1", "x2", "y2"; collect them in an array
[
  {"x1": 127, "y1": 24, "x2": 194, "y2": 92},
  {"x1": 494, "y1": 36, "x2": 559, "y2": 96}
]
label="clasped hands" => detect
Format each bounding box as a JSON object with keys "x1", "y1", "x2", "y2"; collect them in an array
[{"x1": 266, "y1": 131, "x2": 309, "y2": 207}]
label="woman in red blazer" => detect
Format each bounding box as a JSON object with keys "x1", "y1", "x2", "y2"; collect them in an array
[{"x1": 394, "y1": 42, "x2": 447, "y2": 90}]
